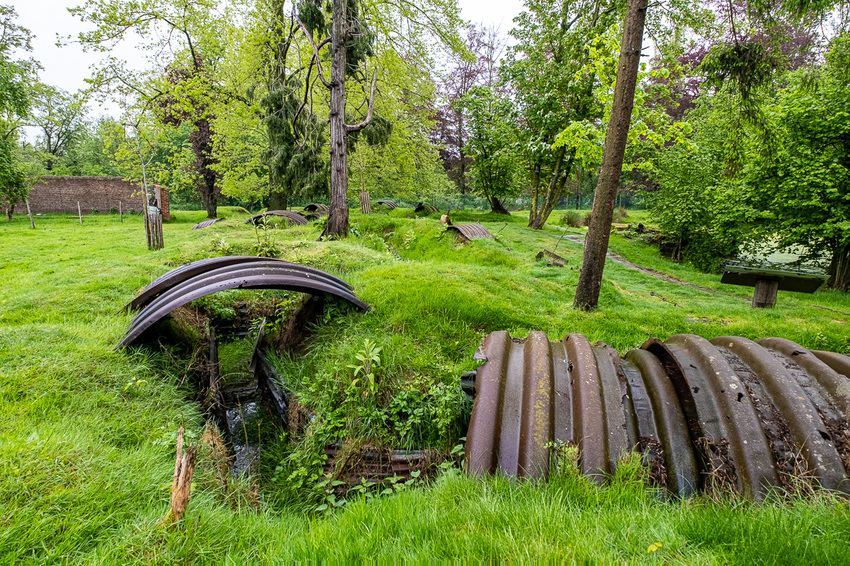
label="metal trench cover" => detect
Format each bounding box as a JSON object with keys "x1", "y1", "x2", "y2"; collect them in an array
[
  {"x1": 447, "y1": 224, "x2": 493, "y2": 241},
  {"x1": 245, "y1": 210, "x2": 309, "y2": 226},
  {"x1": 192, "y1": 218, "x2": 221, "y2": 230},
  {"x1": 465, "y1": 331, "x2": 850, "y2": 498},
  {"x1": 119, "y1": 257, "x2": 369, "y2": 349}
]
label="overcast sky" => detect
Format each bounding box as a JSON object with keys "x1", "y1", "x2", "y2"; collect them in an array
[{"x1": 8, "y1": 0, "x2": 525, "y2": 119}]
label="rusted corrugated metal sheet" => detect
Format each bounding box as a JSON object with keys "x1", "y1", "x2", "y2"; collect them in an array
[
  {"x1": 192, "y1": 218, "x2": 220, "y2": 230},
  {"x1": 303, "y1": 203, "x2": 330, "y2": 213},
  {"x1": 323, "y1": 445, "x2": 434, "y2": 486},
  {"x1": 118, "y1": 260, "x2": 368, "y2": 348},
  {"x1": 414, "y1": 202, "x2": 439, "y2": 213},
  {"x1": 375, "y1": 200, "x2": 398, "y2": 209},
  {"x1": 127, "y1": 256, "x2": 352, "y2": 311},
  {"x1": 245, "y1": 210, "x2": 309, "y2": 226},
  {"x1": 465, "y1": 331, "x2": 850, "y2": 498},
  {"x1": 447, "y1": 224, "x2": 493, "y2": 241}
]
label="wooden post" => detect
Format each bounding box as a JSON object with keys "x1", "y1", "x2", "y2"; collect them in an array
[
  {"x1": 360, "y1": 191, "x2": 371, "y2": 215},
  {"x1": 77, "y1": 201, "x2": 83, "y2": 225},
  {"x1": 165, "y1": 427, "x2": 197, "y2": 526},
  {"x1": 119, "y1": 201, "x2": 123, "y2": 223},
  {"x1": 25, "y1": 199, "x2": 35, "y2": 229},
  {"x1": 752, "y1": 279, "x2": 779, "y2": 308}
]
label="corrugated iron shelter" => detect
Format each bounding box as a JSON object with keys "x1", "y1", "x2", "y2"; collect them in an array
[
  {"x1": 303, "y1": 203, "x2": 330, "y2": 214},
  {"x1": 119, "y1": 257, "x2": 368, "y2": 348},
  {"x1": 414, "y1": 202, "x2": 439, "y2": 213},
  {"x1": 192, "y1": 218, "x2": 220, "y2": 230},
  {"x1": 447, "y1": 224, "x2": 493, "y2": 241},
  {"x1": 375, "y1": 200, "x2": 398, "y2": 209},
  {"x1": 245, "y1": 210, "x2": 309, "y2": 226},
  {"x1": 465, "y1": 331, "x2": 850, "y2": 498}
]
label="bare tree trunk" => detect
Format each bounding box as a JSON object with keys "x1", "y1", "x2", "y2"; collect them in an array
[
  {"x1": 528, "y1": 149, "x2": 570, "y2": 229},
  {"x1": 324, "y1": 0, "x2": 350, "y2": 239},
  {"x1": 828, "y1": 243, "x2": 850, "y2": 292},
  {"x1": 268, "y1": 190, "x2": 287, "y2": 211},
  {"x1": 574, "y1": 0, "x2": 648, "y2": 311}
]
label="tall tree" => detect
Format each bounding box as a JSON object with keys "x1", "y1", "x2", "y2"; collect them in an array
[
  {"x1": 458, "y1": 85, "x2": 519, "y2": 213},
  {"x1": 433, "y1": 25, "x2": 504, "y2": 195},
  {"x1": 0, "y1": 5, "x2": 36, "y2": 220},
  {"x1": 574, "y1": 0, "x2": 648, "y2": 310},
  {"x1": 298, "y1": 0, "x2": 464, "y2": 238},
  {"x1": 503, "y1": 0, "x2": 619, "y2": 230},
  {"x1": 742, "y1": 35, "x2": 850, "y2": 290},
  {"x1": 71, "y1": 0, "x2": 233, "y2": 218},
  {"x1": 297, "y1": 0, "x2": 379, "y2": 238},
  {"x1": 30, "y1": 85, "x2": 86, "y2": 172}
]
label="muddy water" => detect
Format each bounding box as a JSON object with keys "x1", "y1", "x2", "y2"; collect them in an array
[{"x1": 223, "y1": 385, "x2": 262, "y2": 476}]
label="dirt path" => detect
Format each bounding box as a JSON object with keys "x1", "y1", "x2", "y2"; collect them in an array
[{"x1": 532, "y1": 231, "x2": 745, "y2": 299}]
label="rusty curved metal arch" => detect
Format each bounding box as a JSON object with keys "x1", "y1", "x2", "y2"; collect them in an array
[
  {"x1": 119, "y1": 262, "x2": 368, "y2": 349},
  {"x1": 464, "y1": 331, "x2": 850, "y2": 498},
  {"x1": 192, "y1": 218, "x2": 221, "y2": 230},
  {"x1": 245, "y1": 210, "x2": 309, "y2": 226},
  {"x1": 446, "y1": 224, "x2": 493, "y2": 241},
  {"x1": 303, "y1": 203, "x2": 330, "y2": 213},
  {"x1": 127, "y1": 256, "x2": 352, "y2": 311},
  {"x1": 375, "y1": 200, "x2": 398, "y2": 209}
]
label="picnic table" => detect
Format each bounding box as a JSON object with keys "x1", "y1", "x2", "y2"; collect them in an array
[{"x1": 721, "y1": 264, "x2": 828, "y2": 308}]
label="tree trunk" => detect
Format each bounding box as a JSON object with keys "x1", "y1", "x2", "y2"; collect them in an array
[
  {"x1": 324, "y1": 0, "x2": 350, "y2": 239},
  {"x1": 268, "y1": 190, "x2": 287, "y2": 211},
  {"x1": 204, "y1": 189, "x2": 217, "y2": 219},
  {"x1": 574, "y1": 0, "x2": 648, "y2": 311},
  {"x1": 489, "y1": 197, "x2": 511, "y2": 215},
  {"x1": 458, "y1": 113, "x2": 467, "y2": 194},
  {"x1": 828, "y1": 243, "x2": 850, "y2": 292},
  {"x1": 528, "y1": 149, "x2": 570, "y2": 229}
]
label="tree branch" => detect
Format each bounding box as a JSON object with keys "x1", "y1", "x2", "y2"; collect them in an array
[
  {"x1": 345, "y1": 69, "x2": 378, "y2": 133},
  {"x1": 295, "y1": 14, "x2": 332, "y2": 89}
]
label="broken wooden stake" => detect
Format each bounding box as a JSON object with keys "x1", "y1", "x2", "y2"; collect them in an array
[
  {"x1": 77, "y1": 201, "x2": 83, "y2": 225},
  {"x1": 165, "y1": 426, "x2": 197, "y2": 526}
]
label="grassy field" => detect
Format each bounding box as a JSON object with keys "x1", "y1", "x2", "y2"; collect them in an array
[{"x1": 1, "y1": 207, "x2": 849, "y2": 563}]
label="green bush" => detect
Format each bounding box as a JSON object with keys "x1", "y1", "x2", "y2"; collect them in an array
[{"x1": 560, "y1": 210, "x2": 583, "y2": 228}]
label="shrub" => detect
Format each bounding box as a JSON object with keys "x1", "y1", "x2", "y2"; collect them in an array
[
  {"x1": 560, "y1": 210, "x2": 582, "y2": 228},
  {"x1": 613, "y1": 207, "x2": 629, "y2": 223}
]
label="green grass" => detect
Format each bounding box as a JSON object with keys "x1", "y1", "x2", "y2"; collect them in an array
[{"x1": 1, "y1": 209, "x2": 849, "y2": 563}]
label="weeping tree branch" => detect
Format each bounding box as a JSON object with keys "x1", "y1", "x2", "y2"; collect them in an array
[{"x1": 345, "y1": 69, "x2": 378, "y2": 132}]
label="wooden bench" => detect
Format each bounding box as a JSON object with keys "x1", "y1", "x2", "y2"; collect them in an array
[{"x1": 721, "y1": 265, "x2": 828, "y2": 308}]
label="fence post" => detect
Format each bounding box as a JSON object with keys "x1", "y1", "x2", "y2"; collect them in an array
[
  {"x1": 77, "y1": 201, "x2": 83, "y2": 225},
  {"x1": 25, "y1": 199, "x2": 35, "y2": 229}
]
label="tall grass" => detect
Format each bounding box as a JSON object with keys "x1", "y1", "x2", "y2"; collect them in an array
[{"x1": 1, "y1": 209, "x2": 848, "y2": 562}]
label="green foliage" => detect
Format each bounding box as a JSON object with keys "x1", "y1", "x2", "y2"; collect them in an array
[
  {"x1": 2, "y1": 210, "x2": 850, "y2": 561},
  {"x1": 649, "y1": 94, "x2": 743, "y2": 272},
  {"x1": 739, "y1": 35, "x2": 850, "y2": 288},
  {"x1": 457, "y1": 86, "x2": 521, "y2": 211},
  {"x1": 560, "y1": 210, "x2": 583, "y2": 228}
]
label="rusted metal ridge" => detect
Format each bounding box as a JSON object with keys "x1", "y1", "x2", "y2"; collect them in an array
[
  {"x1": 465, "y1": 331, "x2": 850, "y2": 498},
  {"x1": 119, "y1": 261, "x2": 368, "y2": 349},
  {"x1": 447, "y1": 224, "x2": 493, "y2": 241},
  {"x1": 414, "y1": 202, "x2": 439, "y2": 213},
  {"x1": 303, "y1": 203, "x2": 330, "y2": 213},
  {"x1": 245, "y1": 210, "x2": 309, "y2": 226},
  {"x1": 375, "y1": 200, "x2": 398, "y2": 209},
  {"x1": 127, "y1": 256, "x2": 353, "y2": 311},
  {"x1": 192, "y1": 218, "x2": 221, "y2": 230}
]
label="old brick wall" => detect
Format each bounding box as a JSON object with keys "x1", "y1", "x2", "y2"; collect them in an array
[{"x1": 22, "y1": 177, "x2": 171, "y2": 221}]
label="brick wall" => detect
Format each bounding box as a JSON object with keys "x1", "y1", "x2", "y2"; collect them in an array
[{"x1": 21, "y1": 177, "x2": 170, "y2": 221}]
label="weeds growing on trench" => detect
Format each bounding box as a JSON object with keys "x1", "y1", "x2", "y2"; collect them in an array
[{"x1": 1, "y1": 209, "x2": 849, "y2": 563}]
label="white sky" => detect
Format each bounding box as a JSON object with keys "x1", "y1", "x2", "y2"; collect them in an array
[{"x1": 8, "y1": 0, "x2": 525, "y2": 120}]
